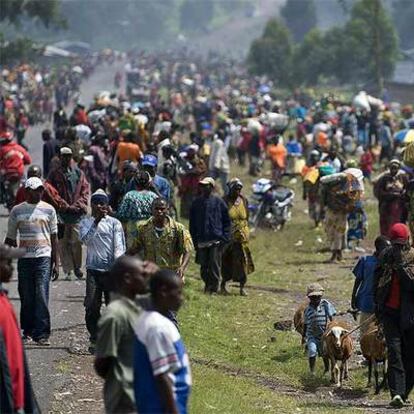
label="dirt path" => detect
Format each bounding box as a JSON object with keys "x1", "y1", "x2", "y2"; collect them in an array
[{"x1": 0, "y1": 62, "x2": 123, "y2": 413}]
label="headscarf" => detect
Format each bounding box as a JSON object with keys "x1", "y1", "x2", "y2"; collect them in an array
[{"x1": 227, "y1": 178, "x2": 243, "y2": 192}]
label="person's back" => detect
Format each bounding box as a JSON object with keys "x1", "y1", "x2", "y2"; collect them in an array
[
  {"x1": 133, "y1": 310, "x2": 191, "y2": 414},
  {"x1": 95, "y1": 296, "x2": 141, "y2": 413},
  {"x1": 0, "y1": 140, "x2": 31, "y2": 178}
]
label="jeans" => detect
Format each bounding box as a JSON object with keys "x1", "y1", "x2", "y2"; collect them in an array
[
  {"x1": 17, "y1": 257, "x2": 51, "y2": 340},
  {"x1": 84, "y1": 269, "x2": 110, "y2": 342},
  {"x1": 382, "y1": 308, "x2": 414, "y2": 400},
  {"x1": 197, "y1": 244, "x2": 223, "y2": 293}
]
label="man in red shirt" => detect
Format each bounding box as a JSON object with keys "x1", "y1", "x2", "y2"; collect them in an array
[
  {"x1": 0, "y1": 244, "x2": 39, "y2": 413},
  {"x1": 374, "y1": 223, "x2": 414, "y2": 408},
  {"x1": 0, "y1": 131, "x2": 32, "y2": 208}
]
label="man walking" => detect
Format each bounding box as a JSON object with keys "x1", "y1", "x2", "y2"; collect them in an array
[
  {"x1": 94, "y1": 256, "x2": 157, "y2": 414},
  {"x1": 47, "y1": 147, "x2": 90, "y2": 280},
  {"x1": 133, "y1": 269, "x2": 191, "y2": 414},
  {"x1": 374, "y1": 223, "x2": 414, "y2": 408},
  {"x1": 5, "y1": 177, "x2": 58, "y2": 345},
  {"x1": 128, "y1": 198, "x2": 193, "y2": 281},
  {"x1": 189, "y1": 177, "x2": 230, "y2": 294},
  {"x1": 79, "y1": 190, "x2": 126, "y2": 352}
]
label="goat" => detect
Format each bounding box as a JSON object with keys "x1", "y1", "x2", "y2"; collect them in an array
[
  {"x1": 293, "y1": 302, "x2": 307, "y2": 336},
  {"x1": 323, "y1": 320, "x2": 353, "y2": 387},
  {"x1": 360, "y1": 321, "x2": 387, "y2": 394}
]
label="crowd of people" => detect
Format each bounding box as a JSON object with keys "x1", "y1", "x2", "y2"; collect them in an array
[{"x1": 0, "y1": 50, "x2": 413, "y2": 412}]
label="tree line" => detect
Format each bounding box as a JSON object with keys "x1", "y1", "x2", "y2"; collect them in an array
[{"x1": 248, "y1": 0, "x2": 411, "y2": 94}]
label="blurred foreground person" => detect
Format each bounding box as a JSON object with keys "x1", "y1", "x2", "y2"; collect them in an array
[
  {"x1": 5, "y1": 177, "x2": 58, "y2": 345},
  {"x1": 374, "y1": 223, "x2": 414, "y2": 408},
  {"x1": 79, "y1": 190, "x2": 125, "y2": 353},
  {"x1": 94, "y1": 256, "x2": 156, "y2": 414},
  {"x1": 0, "y1": 244, "x2": 40, "y2": 414},
  {"x1": 133, "y1": 270, "x2": 191, "y2": 414},
  {"x1": 221, "y1": 178, "x2": 254, "y2": 296}
]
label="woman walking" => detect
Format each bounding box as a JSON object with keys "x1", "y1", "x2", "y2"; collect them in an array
[{"x1": 221, "y1": 178, "x2": 254, "y2": 296}]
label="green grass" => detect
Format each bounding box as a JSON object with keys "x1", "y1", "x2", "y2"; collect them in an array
[
  {"x1": 179, "y1": 161, "x2": 383, "y2": 412},
  {"x1": 190, "y1": 365, "x2": 363, "y2": 413}
]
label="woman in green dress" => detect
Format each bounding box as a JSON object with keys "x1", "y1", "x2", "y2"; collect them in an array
[{"x1": 221, "y1": 178, "x2": 254, "y2": 296}]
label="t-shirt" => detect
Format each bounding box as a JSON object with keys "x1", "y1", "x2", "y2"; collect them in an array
[
  {"x1": 386, "y1": 272, "x2": 401, "y2": 310},
  {"x1": 95, "y1": 296, "x2": 142, "y2": 414},
  {"x1": 352, "y1": 255, "x2": 377, "y2": 313},
  {"x1": 133, "y1": 311, "x2": 191, "y2": 414},
  {"x1": 6, "y1": 201, "x2": 58, "y2": 258},
  {"x1": 0, "y1": 291, "x2": 25, "y2": 411},
  {"x1": 304, "y1": 299, "x2": 336, "y2": 339}
]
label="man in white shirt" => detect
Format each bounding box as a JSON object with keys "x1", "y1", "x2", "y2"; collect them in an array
[
  {"x1": 5, "y1": 177, "x2": 58, "y2": 346},
  {"x1": 79, "y1": 189, "x2": 126, "y2": 352},
  {"x1": 208, "y1": 130, "x2": 230, "y2": 193}
]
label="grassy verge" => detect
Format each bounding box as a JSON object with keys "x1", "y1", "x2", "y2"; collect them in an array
[{"x1": 180, "y1": 162, "x2": 383, "y2": 411}]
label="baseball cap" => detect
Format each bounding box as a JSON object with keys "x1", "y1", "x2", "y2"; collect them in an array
[
  {"x1": 307, "y1": 283, "x2": 324, "y2": 297},
  {"x1": 199, "y1": 177, "x2": 215, "y2": 187},
  {"x1": 142, "y1": 154, "x2": 158, "y2": 168},
  {"x1": 60, "y1": 147, "x2": 73, "y2": 155},
  {"x1": 25, "y1": 177, "x2": 44, "y2": 190},
  {"x1": 389, "y1": 223, "x2": 410, "y2": 245}
]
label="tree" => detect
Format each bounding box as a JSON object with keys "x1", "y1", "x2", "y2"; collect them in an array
[
  {"x1": 179, "y1": 0, "x2": 214, "y2": 33},
  {"x1": 281, "y1": 0, "x2": 317, "y2": 42},
  {"x1": 393, "y1": 0, "x2": 414, "y2": 49},
  {"x1": 1, "y1": 0, "x2": 62, "y2": 27},
  {"x1": 344, "y1": 0, "x2": 399, "y2": 93},
  {"x1": 1, "y1": 0, "x2": 63, "y2": 63},
  {"x1": 292, "y1": 28, "x2": 328, "y2": 86},
  {"x1": 247, "y1": 19, "x2": 293, "y2": 87}
]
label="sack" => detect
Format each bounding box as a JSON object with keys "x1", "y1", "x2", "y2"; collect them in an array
[{"x1": 404, "y1": 142, "x2": 414, "y2": 167}]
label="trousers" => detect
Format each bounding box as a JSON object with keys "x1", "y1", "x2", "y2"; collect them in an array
[
  {"x1": 84, "y1": 269, "x2": 110, "y2": 342},
  {"x1": 17, "y1": 257, "x2": 51, "y2": 340},
  {"x1": 197, "y1": 244, "x2": 223, "y2": 293},
  {"x1": 58, "y1": 223, "x2": 82, "y2": 274},
  {"x1": 382, "y1": 308, "x2": 414, "y2": 400}
]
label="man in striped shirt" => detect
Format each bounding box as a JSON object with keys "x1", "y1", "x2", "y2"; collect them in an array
[{"x1": 5, "y1": 177, "x2": 58, "y2": 346}]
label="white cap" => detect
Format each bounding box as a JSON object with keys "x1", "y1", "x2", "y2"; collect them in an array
[
  {"x1": 60, "y1": 147, "x2": 73, "y2": 155},
  {"x1": 25, "y1": 177, "x2": 44, "y2": 190}
]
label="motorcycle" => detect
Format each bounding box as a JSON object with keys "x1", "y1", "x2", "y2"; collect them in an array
[{"x1": 248, "y1": 178, "x2": 295, "y2": 231}]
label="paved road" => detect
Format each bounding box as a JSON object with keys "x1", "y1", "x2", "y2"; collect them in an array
[{"x1": 0, "y1": 62, "x2": 122, "y2": 413}]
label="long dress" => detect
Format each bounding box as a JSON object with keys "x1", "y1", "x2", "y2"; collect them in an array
[
  {"x1": 222, "y1": 196, "x2": 254, "y2": 286},
  {"x1": 375, "y1": 172, "x2": 408, "y2": 237}
]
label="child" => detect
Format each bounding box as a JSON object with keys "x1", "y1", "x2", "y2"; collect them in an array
[
  {"x1": 360, "y1": 147, "x2": 373, "y2": 181},
  {"x1": 347, "y1": 200, "x2": 368, "y2": 253},
  {"x1": 302, "y1": 283, "x2": 337, "y2": 375},
  {"x1": 351, "y1": 235, "x2": 390, "y2": 338}
]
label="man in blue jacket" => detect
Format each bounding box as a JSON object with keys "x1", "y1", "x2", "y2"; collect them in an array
[{"x1": 189, "y1": 177, "x2": 230, "y2": 294}]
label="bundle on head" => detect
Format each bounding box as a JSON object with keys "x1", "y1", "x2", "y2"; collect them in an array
[
  {"x1": 360, "y1": 321, "x2": 387, "y2": 394},
  {"x1": 322, "y1": 320, "x2": 353, "y2": 387}
]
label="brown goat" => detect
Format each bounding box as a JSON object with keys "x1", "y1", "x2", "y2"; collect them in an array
[
  {"x1": 360, "y1": 321, "x2": 387, "y2": 394},
  {"x1": 323, "y1": 320, "x2": 354, "y2": 387},
  {"x1": 293, "y1": 302, "x2": 307, "y2": 336}
]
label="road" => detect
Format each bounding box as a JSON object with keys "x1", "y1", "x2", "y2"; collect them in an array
[{"x1": 0, "y1": 62, "x2": 121, "y2": 413}]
